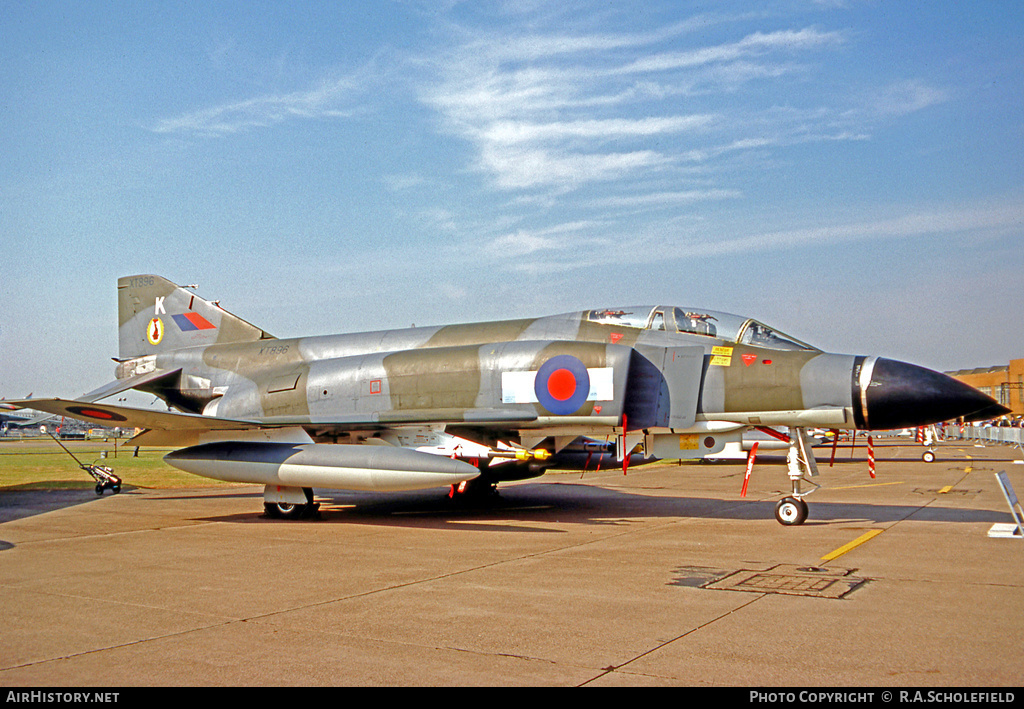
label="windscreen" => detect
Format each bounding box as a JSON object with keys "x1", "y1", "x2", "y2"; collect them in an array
[
  {"x1": 587, "y1": 307, "x2": 655, "y2": 329},
  {"x1": 588, "y1": 306, "x2": 816, "y2": 351},
  {"x1": 673, "y1": 308, "x2": 815, "y2": 350}
]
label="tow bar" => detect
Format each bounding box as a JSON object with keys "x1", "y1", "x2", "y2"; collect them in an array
[{"x1": 48, "y1": 433, "x2": 122, "y2": 495}]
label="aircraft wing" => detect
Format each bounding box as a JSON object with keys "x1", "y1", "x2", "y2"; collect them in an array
[
  {"x1": 6, "y1": 398, "x2": 264, "y2": 434},
  {"x1": 6, "y1": 397, "x2": 541, "y2": 447}
]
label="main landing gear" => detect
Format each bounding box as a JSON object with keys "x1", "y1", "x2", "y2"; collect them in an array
[
  {"x1": 449, "y1": 478, "x2": 499, "y2": 502},
  {"x1": 263, "y1": 486, "x2": 320, "y2": 519}
]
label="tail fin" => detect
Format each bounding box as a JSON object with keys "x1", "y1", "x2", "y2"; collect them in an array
[{"x1": 118, "y1": 275, "x2": 274, "y2": 360}]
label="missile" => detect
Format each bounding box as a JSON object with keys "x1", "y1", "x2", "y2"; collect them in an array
[{"x1": 165, "y1": 441, "x2": 481, "y2": 492}]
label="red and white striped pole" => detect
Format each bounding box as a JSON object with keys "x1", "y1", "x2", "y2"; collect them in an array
[
  {"x1": 741, "y1": 441, "x2": 759, "y2": 497},
  {"x1": 867, "y1": 435, "x2": 876, "y2": 479}
]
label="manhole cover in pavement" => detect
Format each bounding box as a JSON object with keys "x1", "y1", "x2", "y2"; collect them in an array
[
  {"x1": 671, "y1": 564, "x2": 867, "y2": 599},
  {"x1": 912, "y1": 488, "x2": 982, "y2": 498}
]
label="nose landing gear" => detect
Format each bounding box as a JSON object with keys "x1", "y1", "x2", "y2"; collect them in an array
[{"x1": 778, "y1": 427, "x2": 819, "y2": 526}]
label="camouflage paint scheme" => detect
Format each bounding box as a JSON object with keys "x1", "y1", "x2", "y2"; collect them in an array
[
  {"x1": 112, "y1": 277, "x2": 848, "y2": 431},
  {"x1": 14, "y1": 275, "x2": 1007, "y2": 523}
]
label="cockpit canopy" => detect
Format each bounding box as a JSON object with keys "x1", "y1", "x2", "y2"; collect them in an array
[{"x1": 587, "y1": 306, "x2": 816, "y2": 351}]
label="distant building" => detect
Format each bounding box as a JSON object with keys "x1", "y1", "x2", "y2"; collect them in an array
[{"x1": 946, "y1": 358, "x2": 1024, "y2": 418}]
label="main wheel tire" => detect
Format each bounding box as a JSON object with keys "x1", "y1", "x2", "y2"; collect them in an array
[
  {"x1": 922, "y1": 450, "x2": 936, "y2": 463},
  {"x1": 449, "y1": 478, "x2": 498, "y2": 503},
  {"x1": 775, "y1": 497, "x2": 808, "y2": 526},
  {"x1": 264, "y1": 488, "x2": 318, "y2": 520},
  {"x1": 264, "y1": 501, "x2": 308, "y2": 520}
]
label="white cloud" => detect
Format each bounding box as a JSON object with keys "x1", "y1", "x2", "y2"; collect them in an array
[
  {"x1": 483, "y1": 220, "x2": 611, "y2": 260},
  {"x1": 589, "y1": 189, "x2": 742, "y2": 209},
  {"x1": 613, "y1": 28, "x2": 844, "y2": 75},
  {"x1": 663, "y1": 199, "x2": 1024, "y2": 260},
  {"x1": 152, "y1": 73, "x2": 366, "y2": 136},
  {"x1": 482, "y1": 115, "x2": 716, "y2": 145},
  {"x1": 478, "y1": 144, "x2": 669, "y2": 190},
  {"x1": 465, "y1": 196, "x2": 1024, "y2": 276},
  {"x1": 869, "y1": 80, "x2": 949, "y2": 117},
  {"x1": 421, "y1": 20, "x2": 855, "y2": 198},
  {"x1": 488, "y1": 229, "x2": 561, "y2": 255},
  {"x1": 384, "y1": 173, "x2": 426, "y2": 191}
]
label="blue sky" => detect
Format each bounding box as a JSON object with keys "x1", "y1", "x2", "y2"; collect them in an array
[{"x1": 3, "y1": 1, "x2": 1023, "y2": 399}]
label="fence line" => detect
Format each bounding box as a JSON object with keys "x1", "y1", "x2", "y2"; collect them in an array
[{"x1": 945, "y1": 425, "x2": 1024, "y2": 447}]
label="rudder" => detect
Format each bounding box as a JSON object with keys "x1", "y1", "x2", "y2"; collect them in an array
[{"x1": 118, "y1": 275, "x2": 274, "y2": 360}]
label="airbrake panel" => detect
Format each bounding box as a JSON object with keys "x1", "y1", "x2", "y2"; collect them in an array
[{"x1": 626, "y1": 345, "x2": 705, "y2": 430}]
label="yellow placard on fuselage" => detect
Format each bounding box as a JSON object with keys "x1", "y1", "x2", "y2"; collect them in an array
[
  {"x1": 679, "y1": 434, "x2": 700, "y2": 450},
  {"x1": 710, "y1": 346, "x2": 733, "y2": 367}
]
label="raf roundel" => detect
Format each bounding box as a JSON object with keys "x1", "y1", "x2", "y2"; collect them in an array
[
  {"x1": 534, "y1": 355, "x2": 591, "y2": 415},
  {"x1": 66, "y1": 406, "x2": 128, "y2": 423}
]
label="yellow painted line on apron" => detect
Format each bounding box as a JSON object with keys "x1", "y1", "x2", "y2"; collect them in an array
[
  {"x1": 828, "y1": 481, "x2": 904, "y2": 491},
  {"x1": 938, "y1": 458, "x2": 974, "y2": 494},
  {"x1": 821, "y1": 529, "x2": 885, "y2": 562}
]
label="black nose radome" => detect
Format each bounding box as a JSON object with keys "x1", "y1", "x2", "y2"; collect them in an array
[
  {"x1": 861, "y1": 357, "x2": 1010, "y2": 430},
  {"x1": 961, "y1": 402, "x2": 1014, "y2": 423}
]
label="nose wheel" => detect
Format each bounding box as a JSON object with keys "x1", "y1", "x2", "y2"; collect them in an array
[
  {"x1": 775, "y1": 497, "x2": 809, "y2": 526},
  {"x1": 775, "y1": 427, "x2": 817, "y2": 526}
]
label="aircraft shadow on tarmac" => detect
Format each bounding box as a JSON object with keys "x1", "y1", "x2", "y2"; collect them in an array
[
  {"x1": 0, "y1": 487, "x2": 111, "y2": 550},
  {"x1": 2, "y1": 461, "x2": 1014, "y2": 534},
  {"x1": 0, "y1": 487, "x2": 115, "y2": 525},
  {"x1": 192, "y1": 480, "x2": 1013, "y2": 531},
  {"x1": 0, "y1": 485, "x2": 263, "y2": 526}
]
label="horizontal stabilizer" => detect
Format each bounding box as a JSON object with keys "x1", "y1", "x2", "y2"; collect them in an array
[{"x1": 77, "y1": 368, "x2": 181, "y2": 403}]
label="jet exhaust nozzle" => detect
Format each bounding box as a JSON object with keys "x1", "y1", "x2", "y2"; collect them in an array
[{"x1": 165, "y1": 441, "x2": 481, "y2": 492}]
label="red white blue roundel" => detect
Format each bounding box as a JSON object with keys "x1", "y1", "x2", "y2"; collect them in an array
[
  {"x1": 534, "y1": 355, "x2": 591, "y2": 415},
  {"x1": 66, "y1": 405, "x2": 128, "y2": 423}
]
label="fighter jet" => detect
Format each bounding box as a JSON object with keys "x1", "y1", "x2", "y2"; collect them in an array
[{"x1": 11, "y1": 275, "x2": 1008, "y2": 525}]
